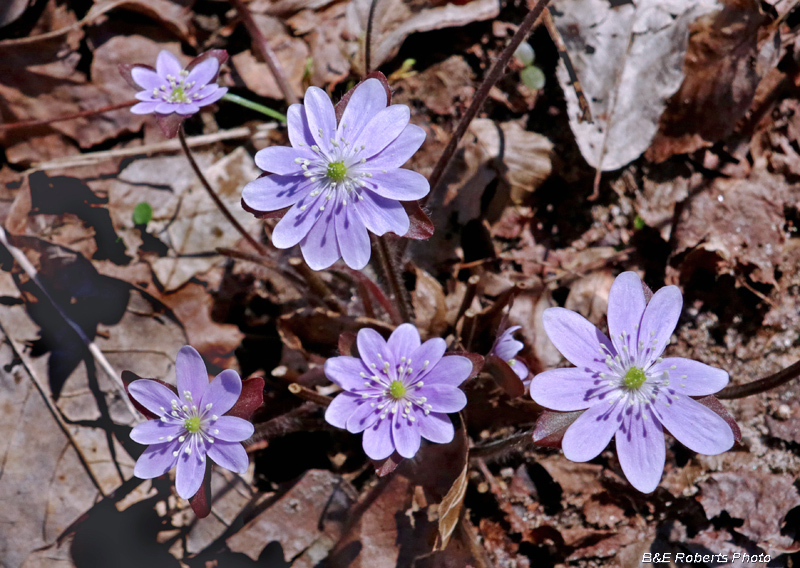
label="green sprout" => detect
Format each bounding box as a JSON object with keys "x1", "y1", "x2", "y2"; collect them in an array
[{"x1": 132, "y1": 202, "x2": 153, "y2": 226}]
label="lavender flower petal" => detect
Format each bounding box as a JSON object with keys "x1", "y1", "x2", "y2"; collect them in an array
[
  {"x1": 337, "y1": 78, "x2": 387, "y2": 140},
  {"x1": 561, "y1": 400, "x2": 623, "y2": 462},
  {"x1": 408, "y1": 338, "x2": 447, "y2": 383},
  {"x1": 356, "y1": 328, "x2": 393, "y2": 374},
  {"x1": 362, "y1": 417, "x2": 394, "y2": 460},
  {"x1": 156, "y1": 51, "x2": 182, "y2": 78},
  {"x1": 366, "y1": 169, "x2": 430, "y2": 201},
  {"x1": 420, "y1": 355, "x2": 472, "y2": 387},
  {"x1": 653, "y1": 395, "x2": 734, "y2": 455},
  {"x1": 363, "y1": 124, "x2": 426, "y2": 171},
  {"x1": 529, "y1": 368, "x2": 603, "y2": 411},
  {"x1": 129, "y1": 379, "x2": 177, "y2": 415},
  {"x1": 354, "y1": 190, "x2": 410, "y2": 237},
  {"x1": 199, "y1": 369, "x2": 242, "y2": 416},
  {"x1": 416, "y1": 410, "x2": 454, "y2": 443},
  {"x1": 335, "y1": 200, "x2": 371, "y2": 269},
  {"x1": 637, "y1": 285, "x2": 682, "y2": 367},
  {"x1": 185, "y1": 58, "x2": 219, "y2": 88},
  {"x1": 510, "y1": 359, "x2": 529, "y2": 380},
  {"x1": 325, "y1": 356, "x2": 372, "y2": 390},
  {"x1": 615, "y1": 403, "x2": 665, "y2": 494},
  {"x1": 325, "y1": 392, "x2": 363, "y2": 429},
  {"x1": 131, "y1": 420, "x2": 184, "y2": 444},
  {"x1": 134, "y1": 440, "x2": 181, "y2": 478},
  {"x1": 254, "y1": 147, "x2": 312, "y2": 175},
  {"x1": 353, "y1": 105, "x2": 410, "y2": 157},
  {"x1": 212, "y1": 416, "x2": 255, "y2": 442},
  {"x1": 195, "y1": 86, "x2": 226, "y2": 106},
  {"x1": 649, "y1": 357, "x2": 729, "y2": 396},
  {"x1": 175, "y1": 450, "x2": 206, "y2": 499},
  {"x1": 176, "y1": 345, "x2": 209, "y2": 403},
  {"x1": 542, "y1": 307, "x2": 615, "y2": 370},
  {"x1": 242, "y1": 175, "x2": 313, "y2": 211},
  {"x1": 346, "y1": 400, "x2": 381, "y2": 433},
  {"x1": 207, "y1": 441, "x2": 250, "y2": 473},
  {"x1": 303, "y1": 86, "x2": 337, "y2": 148},
  {"x1": 287, "y1": 103, "x2": 315, "y2": 148},
  {"x1": 415, "y1": 384, "x2": 467, "y2": 413},
  {"x1": 271, "y1": 193, "x2": 327, "y2": 249},
  {"x1": 493, "y1": 326, "x2": 524, "y2": 361},
  {"x1": 387, "y1": 324, "x2": 421, "y2": 361},
  {"x1": 175, "y1": 102, "x2": 200, "y2": 116},
  {"x1": 131, "y1": 101, "x2": 161, "y2": 114},
  {"x1": 131, "y1": 67, "x2": 163, "y2": 91},
  {"x1": 300, "y1": 205, "x2": 341, "y2": 270},
  {"x1": 607, "y1": 271, "x2": 646, "y2": 350},
  {"x1": 392, "y1": 413, "x2": 421, "y2": 458}
]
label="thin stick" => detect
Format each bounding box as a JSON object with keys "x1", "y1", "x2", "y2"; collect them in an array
[
  {"x1": 455, "y1": 274, "x2": 481, "y2": 326},
  {"x1": 421, "y1": 0, "x2": 550, "y2": 207},
  {"x1": 29, "y1": 123, "x2": 278, "y2": 173},
  {"x1": 228, "y1": 0, "x2": 299, "y2": 105},
  {"x1": 718, "y1": 360, "x2": 800, "y2": 400},
  {"x1": 221, "y1": 93, "x2": 287, "y2": 122},
  {"x1": 0, "y1": 100, "x2": 137, "y2": 132},
  {"x1": 542, "y1": 8, "x2": 591, "y2": 122},
  {"x1": 0, "y1": 226, "x2": 140, "y2": 423},
  {"x1": 365, "y1": 0, "x2": 381, "y2": 73},
  {"x1": 288, "y1": 383, "x2": 333, "y2": 407},
  {"x1": 373, "y1": 236, "x2": 413, "y2": 323},
  {"x1": 177, "y1": 127, "x2": 269, "y2": 256}
]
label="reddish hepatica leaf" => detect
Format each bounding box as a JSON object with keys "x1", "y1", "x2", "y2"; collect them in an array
[
  {"x1": 372, "y1": 452, "x2": 404, "y2": 477},
  {"x1": 532, "y1": 409, "x2": 584, "y2": 449},
  {"x1": 338, "y1": 331, "x2": 357, "y2": 357},
  {"x1": 695, "y1": 395, "x2": 742, "y2": 444},
  {"x1": 403, "y1": 201, "x2": 434, "y2": 240},
  {"x1": 121, "y1": 370, "x2": 176, "y2": 420},
  {"x1": 226, "y1": 376, "x2": 265, "y2": 420},
  {"x1": 483, "y1": 353, "x2": 525, "y2": 398}
]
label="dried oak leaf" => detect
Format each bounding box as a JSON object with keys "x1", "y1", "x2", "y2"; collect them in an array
[
  {"x1": 646, "y1": 0, "x2": 778, "y2": 162},
  {"x1": 698, "y1": 471, "x2": 800, "y2": 551},
  {"x1": 671, "y1": 170, "x2": 786, "y2": 285},
  {"x1": 551, "y1": 0, "x2": 719, "y2": 171},
  {"x1": 345, "y1": 0, "x2": 500, "y2": 71},
  {"x1": 286, "y1": 3, "x2": 351, "y2": 88}
]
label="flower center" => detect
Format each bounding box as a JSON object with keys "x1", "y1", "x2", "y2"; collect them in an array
[
  {"x1": 388, "y1": 380, "x2": 407, "y2": 399},
  {"x1": 623, "y1": 367, "x2": 647, "y2": 390},
  {"x1": 184, "y1": 416, "x2": 201, "y2": 433},
  {"x1": 326, "y1": 161, "x2": 348, "y2": 182},
  {"x1": 169, "y1": 84, "x2": 189, "y2": 103}
]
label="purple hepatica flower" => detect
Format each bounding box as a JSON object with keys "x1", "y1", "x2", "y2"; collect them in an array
[
  {"x1": 129, "y1": 51, "x2": 227, "y2": 116},
  {"x1": 491, "y1": 326, "x2": 530, "y2": 385},
  {"x1": 324, "y1": 324, "x2": 471, "y2": 459},
  {"x1": 242, "y1": 78, "x2": 429, "y2": 270},
  {"x1": 128, "y1": 346, "x2": 254, "y2": 499},
  {"x1": 529, "y1": 271, "x2": 734, "y2": 493}
]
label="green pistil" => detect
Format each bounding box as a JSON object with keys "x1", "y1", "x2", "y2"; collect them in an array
[
  {"x1": 389, "y1": 380, "x2": 407, "y2": 399},
  {"x1": 169, "y1": 85, "x2": 188, "y2": 103},
  {"x1": 623, "y1": 367, "x2": 647, "y2": 390},
  {"x1": 184, "y1": 416, "x2": 201, "y2": 433},
  {"x1": 327, "y1": 161, "x2": 347, "y2": 182}
]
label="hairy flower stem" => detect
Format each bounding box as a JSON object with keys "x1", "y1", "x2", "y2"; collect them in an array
[
  {"x1": 365, "y1": 0, "x2": 381, "y2": 73},
  {"x1": 0, "y1": 100, "x2": 137, "y2": 132},
  {"x1": 470, "y1": 429, "x2": 535, "y2": 461},
  {"x1": 228, "y1": 0, "x2": 299, "y2": 105},
  {"x1": 420, "y1": 0, "x2": 551, "y2": 208},
  {"x1": 177, "y1": 127, "x2": 269, "y2": 256},
  {"x1": 718, "y1": 359, "x2": 800, "y2": 399},
  {"x1": 221, "y1": 93, "x2": 287, "y2": 122},
  {"x1": 372, "y1": 235, "x2": 413, "y2": 324}
]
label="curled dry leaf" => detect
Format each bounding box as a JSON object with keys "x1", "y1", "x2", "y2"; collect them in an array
[
  {"x1": 411, "y1": 266, "x2": 448, "y2": 338},
  {"x1": 551, "y1": 0, "x2": 719, "y2": 171}
]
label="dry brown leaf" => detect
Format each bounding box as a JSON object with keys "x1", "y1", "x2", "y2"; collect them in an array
[
  {"x1": 286, "y1": 3, "x2": 352, "y2": 88},
  {"x1": 434, "y1": 461, "x2": 469, "y2": 551},
  {"x1": 411, "y1": 266, "x2": 448, "y2": 339}
]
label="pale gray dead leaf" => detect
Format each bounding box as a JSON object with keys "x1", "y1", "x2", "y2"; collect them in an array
[
  {"x1": 109, "y1": 148, "x2": 262, "y2": 291},
  {"x1": 433, "y1": 461, "x2": 468, "y2": 551},
  {"x1": 345, "y1": 0, "x2": 500, "y2": 71},
  {"x1": 552, "y1": 0, "x2": 719, "y2": 171}
]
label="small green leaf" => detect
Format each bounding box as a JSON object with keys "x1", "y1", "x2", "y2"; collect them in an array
[
  {"x1": 633, "y1": 215, "x2": 646, "y2": 230},
  {"x1": 133, "y1": 202, "x2": 153, "y2": 226},
  {"x1": 514, "y1": 42, "x2": 535, "y2": 67},
  {"x1": 520, "y1": 65, "x2": 545, "y2": 90}
]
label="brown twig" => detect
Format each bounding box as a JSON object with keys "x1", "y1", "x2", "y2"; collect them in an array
[
  {"x1": 455, "y1": 274, "x2": 481, "y2": 327},
  {"x1": 228, "y1": 0, "x2": 299, "y2": 105},
  {"x1": 177, "y1": 127, "x2": 269, "y2": 256},
  {"x1": 718, "y1": 360, "x2": 800, "y2": 400},
  {"x1": 420, "y1": 0, "x2": 551, "y2": 207},
  {"x1": 372, "y1": 235, "x2": 413, "y2": 324},
  {"x1": 288, "y1": 383, "x2": 333, "y2": 407},
  {"x1": 0, "y1": 100, "x2": 137, "y2": 132},
  {"x1": 365, "y1": 0, "x2": 381, "y2": 73}
]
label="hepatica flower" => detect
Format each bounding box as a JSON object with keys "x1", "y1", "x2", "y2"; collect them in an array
[
  {"x1": 120, "y1": 50, "x2": 228, "y2": 137},
  {"x1": 128, "y1": 346, "x2": 254, "y2": 499},
  {"x1": 324, "y1": 324, "x2": 471, "y2": 459},
  {"x1": 530, "y1": 272, "x2": 734, "y2": 493},
  {"x1": 242, "y1": 78, "x2": 429, "y2": 270},
  {"x1": 491, "y1": 326, "x2": 530, "y2": 385}
]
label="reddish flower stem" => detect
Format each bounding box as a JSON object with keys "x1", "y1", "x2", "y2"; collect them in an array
[
  {"x1": 177, "y1": 127, "x2": 269, "y2": 256},
  {"x1": 0, "y1": 100, "x2": 137, "y2": 132},
  {"x1": 228, "y1": 0, "x2": 299, "y2": 105},
  {"x1": 365, "y1": 0, "x2": 381, "y2": 73},
  {"x1": 717, "y1": 359, "x2": 800, "y2": 399},
  {"x1": 420, "y1": 0, "x2": 551, "y2": 208}
]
